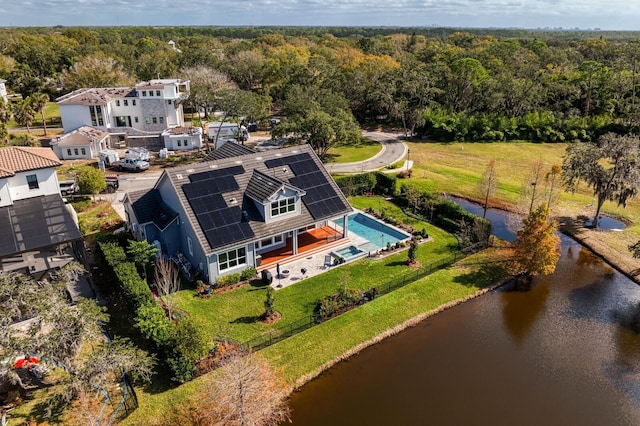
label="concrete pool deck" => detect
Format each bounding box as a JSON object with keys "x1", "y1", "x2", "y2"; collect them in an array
[{"x1": 268, "y1": 211, "x2": 416, "y2": 290}]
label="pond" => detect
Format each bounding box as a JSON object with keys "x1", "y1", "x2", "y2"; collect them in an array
[{"x1": 286, "y1": 201, "x2": 640, "y2": 425}]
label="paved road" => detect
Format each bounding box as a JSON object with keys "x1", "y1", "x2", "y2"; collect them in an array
[
  {"x1": 109, "y1": 131, "x2": 408, "y2": 219},
  {"x1": 110, "y1": 172, "x2": 162, "y2": 219},
  {"x1": 324, "y1": 131, "x2": 408, "y2": 174}
]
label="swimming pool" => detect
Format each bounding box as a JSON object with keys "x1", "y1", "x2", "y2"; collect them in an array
[
  {"x1": 335, "y1": 212, "x2": 411, "y2": 250},
  {"x1": 333, "y1": 245, "x2": 367, "y2": 261}
]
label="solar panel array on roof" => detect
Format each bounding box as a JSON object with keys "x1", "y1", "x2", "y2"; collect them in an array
[
  {"x1": 265, "y1": 153, "x2": 348, "y2": 220},
  {"x1": 183, "y1": 165, "x2": 254, "y2": 248}
]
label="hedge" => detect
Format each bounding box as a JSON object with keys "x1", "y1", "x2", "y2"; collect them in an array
[
  {"x1": 97, "y1": 238, "x2": 195, "y2": 383},
  {"x1": 336, "y1": 172, "x2": 396, "y2": 197}
]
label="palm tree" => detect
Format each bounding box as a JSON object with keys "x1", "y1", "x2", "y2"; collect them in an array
[
  {"x1": 31, "y1": 93, "x2": 49, "y2": 136},
  {"x1": 0, "y1": 98, "x2": 12, "y2": 123},
  {"x1": 13, "y1": 97, "x2": 36, "y2": 134}
]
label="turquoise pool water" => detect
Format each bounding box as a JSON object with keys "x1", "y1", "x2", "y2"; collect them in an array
[
  {"x1": 335, "y1": 245, "x2": 366, "y2": 260},
  {"x1": 335, "y1": 213, "x2": 411, "y2": 249}
]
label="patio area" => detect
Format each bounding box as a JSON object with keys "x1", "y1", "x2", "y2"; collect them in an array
[{"x1": 258, "y1": 226, "x2": 344, "y2": 268}]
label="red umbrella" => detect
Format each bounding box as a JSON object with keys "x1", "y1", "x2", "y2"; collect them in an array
[{"x1": 14, "y1": 356, "x2": 39, "y2": 369}]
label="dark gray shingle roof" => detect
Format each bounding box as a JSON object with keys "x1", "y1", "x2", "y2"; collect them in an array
[
  {"x1": 128, "y1": 188, "x2": 178, "y2": 230},
  {"x1": 201, "y1": 141, "x2": 255, "y2": 162},
  {"x1": 165, "y1": 144, "x2": 352, "y2": 254},
  {"x1": 245, "y1": 169, "x2": 304, "y2": 203}
]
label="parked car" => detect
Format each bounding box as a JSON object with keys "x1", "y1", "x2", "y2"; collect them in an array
[
  {"x1": 59, "y1": 180, "x2": 78, "y2": 196},
  {"x1": 113, "y1": 158, "x2": 149, "y2": 172}
]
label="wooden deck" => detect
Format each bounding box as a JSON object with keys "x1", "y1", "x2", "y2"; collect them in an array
[{"x1": 259, "y1": 226, "x2": 344, "y2": 268}]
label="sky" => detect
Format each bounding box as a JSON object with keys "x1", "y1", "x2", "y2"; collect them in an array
[{"x1": 1, "y1": 0, "x2": 640, "y2": 30}]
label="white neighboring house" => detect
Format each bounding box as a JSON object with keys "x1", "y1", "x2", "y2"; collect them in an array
[
  {"x1": 54, "y1": 79, "x2": 197, "y2": 155},
  {"x1": 50, "y1": 126, "x2": 110, "y2": 160},
  {"x1": 0, "y1": 79, "x2": 7, "y2": 103},
  {"x1": 56, "y1": 79, "x2": 190, "y2": 133},
  {"x1": 0, "y1": 147, "x2": 83, "y2": 276},
  {"x1": 161, "y1": 126, "x2": 203, "y2": 151}
]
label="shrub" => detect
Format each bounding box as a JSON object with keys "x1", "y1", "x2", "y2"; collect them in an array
[
  {"x1": 240, "y1": 267, "x2": 257, "y2": 281},
  {"x1": 216, "y1": 273, "x2": 241, "y2": 287},
  {"x1": 313, "y1": 287, "x2": 362, "y2": 322},
  {"x1": 408, "y1": 239, "x2": 418, "y2": 263}
]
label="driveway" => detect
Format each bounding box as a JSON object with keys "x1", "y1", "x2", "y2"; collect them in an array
[{"x1": 324, "y1": 131, "x2": 408, "y2": 174}]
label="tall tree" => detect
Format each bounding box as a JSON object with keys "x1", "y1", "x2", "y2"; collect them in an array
[
  {"x1": 154, "y1": 256, "x2": 181, "y2": 321},
  {"x1": 477, "y1": 159, "x2": 498, "y2": 219},
  {"x1": 194, "y1": 352, "x2": 290, "y2": 426},
  {"x1": 59, "y1": 53, "x2": 134, "y2": 93},
  {"x1": 30, "y1": 92, "x2": 49, "y2": 136},
  {"x1": 0, "y1": 265, "x2": 154, "y2": 421},
  {"x1": 562, "y1": 133, "x2": 640, "y2": 228},
  {"x1": 12, "y1": 97, "x2": 36, "y2": 134},
  {"x1": 76, "y1": 166, "x2": 106, "y2": 201},
  {"x1": 511, "y1": 204, "x2": 560, "y2": 278}
]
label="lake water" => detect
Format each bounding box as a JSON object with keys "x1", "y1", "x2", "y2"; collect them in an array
[{"x1": 286, "y1": 202, "x2": 640, "y2": 425}]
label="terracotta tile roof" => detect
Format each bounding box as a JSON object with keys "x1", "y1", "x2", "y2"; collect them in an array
[{"x1": 0, "y1": 147, "x2": 61, "y2": 177}]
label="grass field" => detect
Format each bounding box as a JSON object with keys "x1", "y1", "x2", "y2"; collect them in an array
[
  {"x1": 326, "y1": 137, "x2": 382, "y2": 163},
  {"x1": 122, "y1": 246, "x2": 509, "y2": 425},
  {"x1": 174, "y1": 197, "x2": 458, "y2": 343}
]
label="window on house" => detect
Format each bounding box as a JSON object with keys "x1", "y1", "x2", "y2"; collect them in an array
[
  {"x1": 134, "y1": 116, "x2": 139, "y2": 123},
  {"x1": 89, "y1": 106, "x2": 97, "y2": 126},
  {"x1": 187, "y1": 236, "x2": 193, "y2": 256},
  {"x1": 124, "y1": 100, "x2": 128, "y2": 106},
  {"x1": 271, "y1": 197, "x2": 296, "y2": 217},
  {"x1": 167, "y1": 100, "x2": 172, "y2": 105},
  {"x1": 142, "y1": 91, "x2": 147, "y2": 96},
  {"x1": 149, "y1": 91, "x2": 154, "y2": 96},
  {"x1": 116, "y1": 116, "x2": 127, "y2": 127},
  {"x1": 184, "y1": 139, "x2": 188, "y2": 146},
  {"x1": 133, "y1": 99, "x2": 136, "y2": 106},
  {"x1": 74, "y1": 148, "x2": 79, "y2": 155},
  {"x1": 96, "y1": 105, "x2": 104, "y2": 126},
  {"x1": 81, "y1": 148, "x2": 86, "y2": 155},
  {"x1": 177, "y1": 140, "x2": 182, "y2": 146},
  {"x1": 159, "y1": 117, "x2": 164, "y2": 124},
  {"x1": 145, "y1": 117, "x2": 151, "y2": 124},
  {"x1": 67, "y1": 149, "x2": 72, "y2": 156},
  {"x1": 219, "y1": 247, "x2": 246, "y2": 272},
  {"x1": 156, "y1": 90, "x2": 161, "y2": 96},
  {"x1": 152, "y1": 117, "x2": 157, "y2": 124},
  {"x1": 26, "y1": 174, "x2": 39, "y2": 190},
  {"x1": 116, "y1": 100, "x2": 120, "y2": 106}
]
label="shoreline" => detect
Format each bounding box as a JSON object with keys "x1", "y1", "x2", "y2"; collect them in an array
[{"x1": 287, "y1": 277, "x2": 510, "y2": 391}]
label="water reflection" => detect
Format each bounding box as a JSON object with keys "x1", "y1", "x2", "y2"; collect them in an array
[
  {"x1": 286, "y1": 200, "x2": 640, "y2": 425},
  {"x1": 500, "y1": 278, "x2": 550, "y2": 344}
]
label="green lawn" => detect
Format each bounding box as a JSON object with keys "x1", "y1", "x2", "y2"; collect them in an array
[
  {"x1": 122, "y1": 247, "x2": 509, "y2": 426},
  {"x1": 6, "y1": 101, "x2": 61, "y2": 129},
  {"x1": 326, "y1": 138, "x2": 382, "y2": 163},
  {"x1": 397, "y1": 140, "x2": 640, "y2": 224},
  {"x1": 174, "y1": 197, "x2": 459, "y2": 343}
]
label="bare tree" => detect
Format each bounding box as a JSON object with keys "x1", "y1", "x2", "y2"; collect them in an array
[
  {"x1": 196, "y1": 352, "x2": 290, "y2": 426},
  {"x1": 477, "y1": 159, "x2": 498, "y2": 219},
  {"x1": 154, "y1": 256, "x2": 181, "y2": 321},
  {"x1": 545, "y1": 164, "x2": 562, "y2": 209}
]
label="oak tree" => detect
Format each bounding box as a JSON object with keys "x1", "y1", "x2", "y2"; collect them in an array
[{"x1": 562, "y1": 133, "x2": 640, "y2": 228}]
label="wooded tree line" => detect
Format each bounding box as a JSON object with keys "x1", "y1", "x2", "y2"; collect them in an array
[{"x1": 3, "y1": 27, "x2": 640, "y2": 142}]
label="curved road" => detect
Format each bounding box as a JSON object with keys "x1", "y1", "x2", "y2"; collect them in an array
[
  {"x1": 111, "y1": 131, "x2": 409, "y2": 219},
  {"x1": 324, "y1": 131, "x2": 409, "y2": 174}
]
